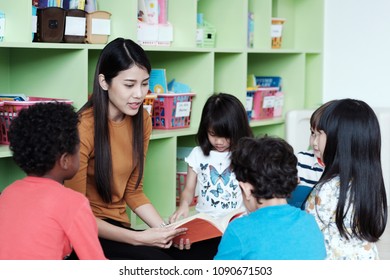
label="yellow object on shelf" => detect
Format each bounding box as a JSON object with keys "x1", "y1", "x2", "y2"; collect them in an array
[{"x1": 271, "y1": 18, "x2": 286, "y2": 49}]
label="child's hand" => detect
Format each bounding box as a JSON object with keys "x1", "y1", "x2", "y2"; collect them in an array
[{"x1": 169, "y1": 206, "x2": 189, "y2": 224}]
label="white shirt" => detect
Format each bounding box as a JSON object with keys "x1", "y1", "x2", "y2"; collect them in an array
[{"x1": 186, "y1": 146, "x2": 244, "y2": 219}]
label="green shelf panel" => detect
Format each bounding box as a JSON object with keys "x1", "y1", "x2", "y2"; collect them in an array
[
  {"x1": 0, "y1": 48, "x2": 10, "y2": 92},
  {"x1": 252, "y1": 122, "x2": 285, "y2": 139},
  {"x1": 250, "y1": 0, "x2": 273, "y2": 50},
  {"x1": 214, "y1": 52, "x2": 247, "y2": 103},
  {"x1": 198, "y1": 0, "x2": 248, "y2": 49},
  {"x1": 7, "y1": 48, "x2": 88, "y2": 109},
  {"x1": 0, "y1": 157, "x2": 25, "y2": 191},
  {"x1": 305, "y1": 53, "x2": 323, "y2": 108},
  {"x1": 248, "y1": 52, "x2": 307, "y2": 114},
  {"x1": 169, "y1": 0, "x2": 197, "y2": 48},
  {"x1": 143, "y1": 138, "x2": 177, "y2": 218}
]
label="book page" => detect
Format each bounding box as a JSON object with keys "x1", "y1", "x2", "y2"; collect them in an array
[
  {"x1": 170, "y1": 209, "x2": 246, "y2": 245},
  {"x1": 170, "y1": 212, "x2": 222, "y2": 231}
]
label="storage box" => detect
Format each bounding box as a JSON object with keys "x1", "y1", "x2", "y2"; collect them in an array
[
  {"x1": 152, "y1": 93, "x2": 195, "y2": 129},
  {"x1": 176, "y1": 172, "x2": 198, "y2": 207},
  {"x1": 85, "y1": 11, "x2": 111, "y2": 44},
  {"x1": 64, "y1": 9, "x2": 87, "y2": 43},
  {"x1": 251, "y1": 87, "x2": 279, "y2": 120},
  {"x1": 36, "y1": 7, "x2": 66, "y2": 43},
  {"x1": 273, "y1": 91, "x2": 284, "y2": 117},
  {"x1": 0, "y1": 97, "x2": 73, "y2": 145}
]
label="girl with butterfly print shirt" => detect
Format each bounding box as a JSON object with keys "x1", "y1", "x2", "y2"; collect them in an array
[{"x1": 168, "y1": 93, "x2": 252, "y2": 259}]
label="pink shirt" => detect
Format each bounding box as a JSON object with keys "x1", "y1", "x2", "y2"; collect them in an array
[{"x1": 0, "y1": 176, "x2": 106, "y2": 260}]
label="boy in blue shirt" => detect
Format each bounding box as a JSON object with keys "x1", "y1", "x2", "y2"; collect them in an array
[{"x1": 214, "y1": 136, "x2": 326, "y2": 260}]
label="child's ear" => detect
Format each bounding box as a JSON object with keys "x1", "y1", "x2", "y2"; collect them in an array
[
  {"x1": 59, "y1": 153, "x2": 70, "y2": 170},
  {"x1": 239, "y1": 181, "x2": 253, "y2": 200}
]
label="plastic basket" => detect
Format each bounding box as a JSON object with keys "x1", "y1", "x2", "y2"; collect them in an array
[
  {"x1": 251, "y1": 87, "x2": 279, "y2": 120},
  {"x1": 176, "y1": 172, "x2": 198, "y2": 207},
  {"x1": 273, "y1": 91, "x2": 284, "y2": 117},
  {"x1": 0, "y1": 97, "x2": 73, "y2": 145},
  {"x1": 152, "y1": 93, "x2": 195, "y2": 129},
  {"x1": 143, "y1": 94, "x2": 157, "y2": 115}
]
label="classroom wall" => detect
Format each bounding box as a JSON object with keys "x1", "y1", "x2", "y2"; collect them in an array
[
  {"x1": 323, "y1": 0, "x2": 390, "y2": 108},
  {"x1": 323, "y1": 0, "x2": 390, "y2": 204}
]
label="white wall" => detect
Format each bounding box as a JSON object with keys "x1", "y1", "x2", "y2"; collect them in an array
[
  {"x1": 324, "y1": 0, "x2": 390, "y2": 108},
  {"x1": 323, "y1": 1, "x2": 390, "y2": 203}
]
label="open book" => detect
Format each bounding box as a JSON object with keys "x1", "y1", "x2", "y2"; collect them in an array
[{"x1": 169, "y1": 208, "x2": 246, "y2": 245}]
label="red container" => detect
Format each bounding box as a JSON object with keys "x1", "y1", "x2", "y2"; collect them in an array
[
  {"x1": 152, "y1": 93, "x2": 195, "y2": 129},
  {"x1": 251, "y1": 87, "x2": 279, "y2": 120},
  {"x1": 0, "y1": 97, "x2": 73, "y2": 145}
]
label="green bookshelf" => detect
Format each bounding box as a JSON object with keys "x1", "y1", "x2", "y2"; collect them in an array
[{"x1": 0, "y1": 0, "x2": 324, "y2": 228}]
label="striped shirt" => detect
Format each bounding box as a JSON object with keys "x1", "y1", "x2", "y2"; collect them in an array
[{"x1": 296, "y1": 150, "x2": 324, "y2": 188}]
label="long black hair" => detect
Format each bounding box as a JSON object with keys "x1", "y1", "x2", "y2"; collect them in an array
[
  {"x1": 317, "y1": 98, "x2": 387, "y2": 242},
  {"x1": 79, "y1": 38, "x2": 151, "y2": 203}
]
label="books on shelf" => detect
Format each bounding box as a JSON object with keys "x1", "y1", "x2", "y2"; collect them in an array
[
  {"x1": 34, "y1": 0, "x2": 85, "y2": 10},
  {"x1": 0, "y1": 93, "x2": 27, "y2": 101},
  {"x1": 149, "y1": 69, "x2": 168, "y2": 93},
  {"x1": 169, "y1": 209, "x2": 245, "y2": 245},
  {"x1": 255, "y1": 76, "x2": 283, "y2": 91}
]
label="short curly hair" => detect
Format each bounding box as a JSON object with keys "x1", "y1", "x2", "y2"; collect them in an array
[
  {"x1": 8, "y1": 102, "x2": 79, "y2": 176},
  {"x1": 231, "y1": 136, "x2": 298, "y2": 202}
]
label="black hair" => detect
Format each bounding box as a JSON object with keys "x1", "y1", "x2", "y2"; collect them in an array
[
  {"x1": 8, "y1": 102, "x2": 79, "y2": 176},
  {"x1": 317, "y1": 98, "x2": 387, "y2": 242},
  {"x1": 231, "y1": 136, "x2": 298, "y2": 202},
  {"x1": 196, "y1": 93, "x2": 253, "y2": 155},
  {"x1": 310, "y1": 100, "x2": 336, "y2": 131},
  {"x1": 79, "y1": 38, "x2": 151, "y2": 203}
]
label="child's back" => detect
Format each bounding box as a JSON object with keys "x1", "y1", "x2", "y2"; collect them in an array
[
  {"x1": 305, "y1": 99, "x2": 388, "y2": 260},
  {"x1": 215, "y1": 136, "x2": 326, "y2": 260},
  {"x1": 0, "y1": 102, "x2": 105, "y2": 260},
  {"x1": 215, "y1": 204, "x2": 325, "y2": 260},
  {"x1": 0, "y1": 177, "x2": 102, "y2": 259}
]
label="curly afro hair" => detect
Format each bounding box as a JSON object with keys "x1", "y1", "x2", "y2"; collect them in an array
[
  {"x1": 8, "y1": 102, "x2": 79, "y2": 176},
  {"x1": 231, "y1": 136, "x2": 298, "y2": 201}
]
